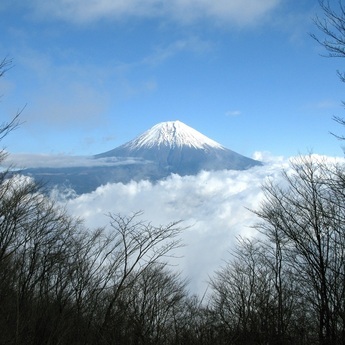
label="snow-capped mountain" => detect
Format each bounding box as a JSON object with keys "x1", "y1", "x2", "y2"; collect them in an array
[
  {"x1": 110, "y1": 121, "x2": 224, "y2": 150},
  {"x1": 95, "y1": 120, "x2": 260, "y2": 175},
  {"x1": 23, "y1": 121, "x2": 261, "y2": 194}
]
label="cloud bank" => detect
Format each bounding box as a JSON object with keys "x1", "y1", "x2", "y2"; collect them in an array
[
  {"x1": 53, "y1": 153, "x2": 345, "y2": 294},
  {"x1": 4, "y1": 153, "x2": 148, "y2": 169},
  {"x1": 7, "y1": 153, "x2": 340, "y2": 294},
  {"x1": 24, "y1": 0, "x2": 281, "y2": 26},
  {"x1": 57, "y1": 156, "x2": 289, "y2": 294}
]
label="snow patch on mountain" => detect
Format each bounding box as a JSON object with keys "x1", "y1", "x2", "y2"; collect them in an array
[{"x1": 124, "y1": 120, "x2": 225, "y2": 150}]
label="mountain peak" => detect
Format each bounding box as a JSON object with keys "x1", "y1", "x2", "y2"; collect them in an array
[
  {"x1": 95, "y1": 120, "x2": 261, "y2": 176},
  {"x1": 23, "y1": 121, "x2": 262, "y2": 194},
  {"x1": 126, "y1": 120, "x2": 224, "y2": 150}
]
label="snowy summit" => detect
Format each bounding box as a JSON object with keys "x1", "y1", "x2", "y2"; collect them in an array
[
  {"x1": 23, "y1": 120, "x2": 262, "y2": 194},
  {"x1": 95, "y1": 120, "x2": 261, "y2": 176},
  {"x1": 126, "y1": 120, "x2": 225, "y2": 150}
]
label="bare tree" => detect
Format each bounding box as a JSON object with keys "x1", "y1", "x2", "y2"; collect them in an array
[
  {"x1": 312, "y1": 1, "x2": 345, "y2": 59},
  {"x1": 253, "y1": 156, "x2": 345, "y2": 345},
  {"x1": 0, "y1": 189, "x2": 187, "y2": 344},
  {"x1": 311, "y1": 1, "x2": 345, "y2": 140},
  {"x1": 97, "y1": 212, "x2": 184, "y2": 342},
  {"x1": 210, "y1": 237, "x2": 281, "y2": 345},
  {"x1": 0, "y1": 57, "x2": 20, "y2": 143},
  {"x1": 110, "y1": 264, "x2": 187, "y2": 345},
  {"x1": 209, "y1": 156, "x2": 345, "y2": 345}
]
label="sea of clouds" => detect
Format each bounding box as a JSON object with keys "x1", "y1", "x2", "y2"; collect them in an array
[
  {"x1": 51, "y1": 153, "x2": 290, "y2": 295},
  {"x1": 8, "y1": 152, "x2": 344, "y2": 295}
]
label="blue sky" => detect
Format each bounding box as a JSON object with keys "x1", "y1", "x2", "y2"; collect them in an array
[{"x1": 1, "y1": 0, "x2": 345, "y2": 159}]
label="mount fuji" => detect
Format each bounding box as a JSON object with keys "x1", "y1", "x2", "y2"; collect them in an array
[
  {"x1": 23, "y1": 121, "x2": 261, "y2": 194},
  {"x1": 95, "y1": 121, "x2": 260, "y2": 174}
]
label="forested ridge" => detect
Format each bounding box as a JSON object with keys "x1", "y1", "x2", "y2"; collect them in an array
[{"x1": 2, "y1": 1, "x2": 345, "y2": 344}]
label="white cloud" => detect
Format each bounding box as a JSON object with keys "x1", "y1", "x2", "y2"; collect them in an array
[
  {"x1": 143, "y1": 37, "x2": 213, "y2": 66},
  {"x1": 170, "y1": 0, "x2": 280, "y2": 25},
  {"x1": 252, "y1": 150, "x2": 285, "y2": 163},
  {"x1": 10, "y1": 47, "x2": 112, "y2": 129},
  {"x1": 29, "y1": 83, "x2": 109, "y2": 128},
  {"x1": 8, "y1": 152, "x2": 340, "y2": 294},
  {"x1": 225, "y1": 110, "x2": 241, "y2": 117},
  {"x1": 10, "y1": 45, "x2": 160, "y2": 130},
  {"x1": 59, "y1": 156, "x2": 289, "y2": 294},
  {"x1": 26, "y1": 0, "x2": 281, "y2": 26},
  {"x1": 53, "y1": 153, "x2": 345, "y2": 294},
  {"x1": 304, "y1": 99, "x2": 341, "y2": 110},
  {"x1": 4, "y1": 153, "x2": 148, "y2": 169}
]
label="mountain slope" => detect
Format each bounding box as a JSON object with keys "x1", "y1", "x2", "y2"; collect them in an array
[
  {"x1": 101, "y1": 121, "x2": 224, "y2": 151},
  {"x1": 23, "y1": 120, "x2": 261, "y2": 194},
  {"x1": 95, "y1": 120, "x2": 260, "y2": 175}
]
